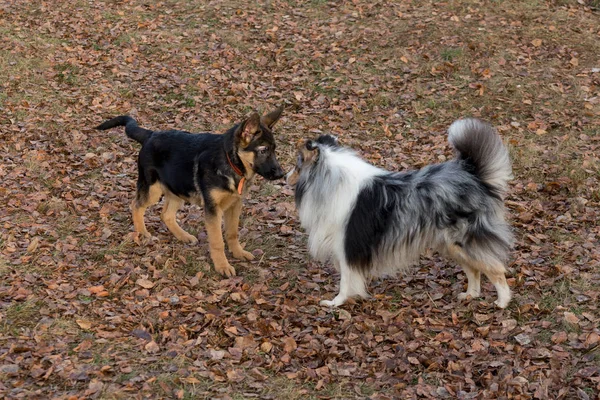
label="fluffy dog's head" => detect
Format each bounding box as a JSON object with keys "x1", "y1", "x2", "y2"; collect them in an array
[{"x1": 286, "y1": 134, "x2": 339, "y2": 186}]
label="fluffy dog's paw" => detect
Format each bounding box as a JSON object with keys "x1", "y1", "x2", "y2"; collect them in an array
[
  {"x1": 232, "y1": 249, "x2": 255, "y2": 261},
  {"x1": 457, "y1": 292, "x2": 479, "y2": 301},
  {"x1": 494, "y1": 298, "x2": 509, "y2": 309},
  {"x1": 319, "y1": 299, "x2": 337, "y2": 307},
  {"x1": 319, "y1": 295, "x2": 347, "y2": 307},
  {"x1": 214, "y1": 261, "x2": 236, "y2": 278}
]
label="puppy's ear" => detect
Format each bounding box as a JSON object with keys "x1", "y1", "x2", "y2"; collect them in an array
[
  {"x1": 238, "y1": 112, "x2": 261, "y2": 147},
  {"x1": 260, "y1": 106, "x2": 283, "y2": 129}
]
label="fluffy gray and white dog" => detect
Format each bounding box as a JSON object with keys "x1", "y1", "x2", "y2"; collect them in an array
[{"x1": 286, "y1": 119, "x2": 514, "y2": 308}]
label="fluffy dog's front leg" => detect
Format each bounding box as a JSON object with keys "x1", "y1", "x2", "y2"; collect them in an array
[{"x1": 320, "y1": 260, "x2": 367, "y2": 307}]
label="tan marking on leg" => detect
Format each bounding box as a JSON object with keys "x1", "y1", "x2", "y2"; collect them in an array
[
  {"x1": 457, "y1": 264, "x2": 481, "y2": 301},
  {"x1": 205, "y1": 208, "x2": 235, "y2": 277},
  {"x1": 161, "y1": 193, "x2": 197, "y2": 244},
  {"x1": 224, "y1": 198, "x2": 254, "y2": 261},
  {"x1": 448, "y1": 244, "x2": 510, "y2": 308},
  {"x1": 131, "y1": 183, "x2": 162, "y2": 239},
  {"x1": 483, "y1": 268, "x2": 511, "y2": 308},
  {"x1": 448, "y1": 244, "x2": 481, "y2": 300},
  {"x1": 209, "y1": 188, "x2": 240, "y2": 211}
]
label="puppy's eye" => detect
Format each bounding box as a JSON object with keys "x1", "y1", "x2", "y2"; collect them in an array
[{"x1": 257, "y1": 147, "x2": 269, "y2": 155}]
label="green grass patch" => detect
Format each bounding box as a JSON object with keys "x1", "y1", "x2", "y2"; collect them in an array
[
  {"x1": 1, "y1": 298, "x2": 44, "y2": 335},
  {"x1": 440, "y1": 47, "x2": 463, "y2": 62}
]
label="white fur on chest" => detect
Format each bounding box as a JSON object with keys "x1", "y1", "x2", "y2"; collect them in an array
[{"x1": 297, "y1": 148, "x2": 382, "y2": 262}]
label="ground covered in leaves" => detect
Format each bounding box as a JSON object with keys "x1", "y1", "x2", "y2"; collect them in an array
[{"x1": 1, "y1": 0, "x2": 599, "y2": 399}]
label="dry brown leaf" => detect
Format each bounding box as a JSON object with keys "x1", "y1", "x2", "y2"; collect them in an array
[
  {"x1": 136, "y1": 278, "x2": 155, "y2": 289},
  {"x1": 145, "y1": 341, "x2": 160, "y2": 353},
  {"x1": 283, "y1": 337, "x2": 297, "y2": 353},
  {"x1": 76, "y1": 319, "x2": 92, "y2": 330}
]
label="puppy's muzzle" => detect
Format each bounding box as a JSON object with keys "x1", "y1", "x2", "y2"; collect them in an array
[{"x1": 264, "y1": 165, "x2": 285, "y2": 180}]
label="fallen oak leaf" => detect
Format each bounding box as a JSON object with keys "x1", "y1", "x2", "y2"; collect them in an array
[
  {"x1": 564, "y1": 311, "x2": 579, "y2": 324},
  {"x1": 145, "y1": 341, "x2": 160, "y2": 353},
  {"x1": 76, "y1": 319, "x2": 92, "y2": 330},
  {"x1": 88, "y1": 285, "x2": 105, "y2": 294},
  {"x1": 260, "y1": 341, "x2": 273, "y2": 353},
  {"x1": 283, "y1": 336, "x2": 297, "y2": 353},
  {"x1": 27, "y1": 237, "x2": 40, "y2": 253},
  {"x1": 136, "y1": 278, "x2": 155, "y2": 289},
  {"x1": 551, "y1": 331, "x2": 568, "y2": 344}
]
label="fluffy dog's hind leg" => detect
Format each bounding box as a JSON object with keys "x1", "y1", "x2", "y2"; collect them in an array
[
  {"x1": 320, "y1": 260, "x2": 367, "y2": 307},
  {"x1": 448, "y1": 244, "x2": 511, "y2": 308},
  {"x1": 448, "y1": 246, "x2": 481, "y2": 300},
  {"x1": 484, "y1": 267, "x2": 511, "y2": 308},
  {"x1": 457, "y1": 264, "x2": 481, "y2": 301}
]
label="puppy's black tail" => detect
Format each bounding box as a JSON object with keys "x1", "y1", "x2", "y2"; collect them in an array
[
  {"x1": 448, "y1": 118, "x2": 512, "y2": 198},
  {"x1": 95, "y1": 115, "x2": 153, "y2": 145}
]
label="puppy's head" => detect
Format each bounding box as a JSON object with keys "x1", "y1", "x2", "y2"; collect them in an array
[
  {"x1": 286, "y1": 134, "x2": 339, "y2": 186},
  {"x1": 235, "y1": 107, "x2": 285, "y2": 180}
]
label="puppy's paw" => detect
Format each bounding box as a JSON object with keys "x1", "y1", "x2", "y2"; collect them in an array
[
  {"x1": 180, "y1": 233, "x2": 199, "y2": 244},
  {"x1": 133, "y1": 231, "x2": 156, "y2": 244},
  {"x1": 232, "y1": 249, "x2": 255, "y2": 261},
  {"x1": 214, "y1": 261, "x2": 236, "y2": 278},
  {"x1": 134, "y1": 230, "x2": 152, "y2": 240}
]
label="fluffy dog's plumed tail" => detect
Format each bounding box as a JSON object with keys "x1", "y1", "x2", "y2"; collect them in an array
[
  {"x1": 96, "y1": 115, "x2": 153, "y2": 145},
  {"x1": 448, "y1": 118, "x2": 514, "y2": 267},
  {"x1": 448, "y1": 119, "x2": 512, "y2": 198}
]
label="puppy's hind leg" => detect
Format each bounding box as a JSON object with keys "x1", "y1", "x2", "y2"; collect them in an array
[
  {"x1": 131, "y1": 181, "x2": 162, "y2": 239},
  {"x1": 320, "y1": 259, "x2": 368, "y2": 307},
  {"x1": 161, "y1": 193, "x2": 198, "y2": 244}
]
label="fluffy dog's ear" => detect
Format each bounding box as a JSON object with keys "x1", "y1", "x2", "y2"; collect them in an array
[
  {"x1": 261, "y1": 106, "x2": 283, "y2": 129},
  {"x1": 316, "y1": 134, "x2": 339, "y2": 147},
  {"x1": 239, "y1": 112, "x2": 261, "y2": 147},
  {"x1": 306, "y1": 140, "x2": 318, "y2": 151}
]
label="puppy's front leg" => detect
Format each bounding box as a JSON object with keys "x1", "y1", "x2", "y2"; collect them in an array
[
  {"x1": 224, "y1": 199, "x2": 255, "y2": 261},
  {"x1": 205, "y1": 208, "x2": 236, "y2": 277}
]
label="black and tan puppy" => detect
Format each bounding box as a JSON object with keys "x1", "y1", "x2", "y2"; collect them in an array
[{"x1": 96, "y1": 108, "x2": 285, "y2": 277}]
